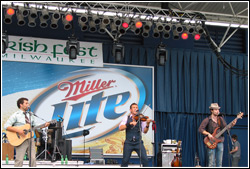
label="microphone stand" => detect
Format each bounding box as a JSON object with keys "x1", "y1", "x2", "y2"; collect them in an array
[
  {"x1": 222, "y1": 114, "x2": 233, "y2": 167},
  {"x1": 27, "y1": 108, "x2": 48, "y2": 164},
  {"x1": 137, "y1": 111, "x2": 142, "y2": 167},
  {"x1": 28, "y1": 109, "x2": 32, "y2": 167}
]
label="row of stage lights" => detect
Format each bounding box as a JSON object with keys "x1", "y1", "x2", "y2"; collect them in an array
[{"x1": 4, "y1": 6, "x2": 203, "y2": 41}]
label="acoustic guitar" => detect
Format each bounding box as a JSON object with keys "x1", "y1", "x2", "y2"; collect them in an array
[
  {"x1": 6, "y1": 119, "x2": 57, "y2": 146},
  {"x1": 204, "y1": 112, "x2": 243, "y2": 149}
]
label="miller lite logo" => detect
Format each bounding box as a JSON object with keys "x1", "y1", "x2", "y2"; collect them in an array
[{"x1": 31, "y1": 68, "x2": 146, "y2": 149}]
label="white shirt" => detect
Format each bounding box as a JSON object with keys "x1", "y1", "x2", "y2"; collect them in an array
[
  {"x1": 119, "y1": 114, "x2": 147, "y2": 133},
  {"x1": 4, "y1": 109, "x2": 38, "y2": 130}
]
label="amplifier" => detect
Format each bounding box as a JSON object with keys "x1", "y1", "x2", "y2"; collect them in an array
[{"x1": 161, "y1": 143, "x2": 178, "y2": 152}]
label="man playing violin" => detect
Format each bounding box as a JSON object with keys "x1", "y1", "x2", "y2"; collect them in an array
[{"x1": 119, "y1": 103, "x2": 152, "y2": 167}]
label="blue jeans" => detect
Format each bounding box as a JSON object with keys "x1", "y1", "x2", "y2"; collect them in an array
[
  {"x1": 121, "y1": 142, "x2": 149, "y2": 167},
  {"x1": 207, "y1": 142, "x2": 224, "y2": 167}
]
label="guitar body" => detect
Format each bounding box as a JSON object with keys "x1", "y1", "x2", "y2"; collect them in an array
[
  {"x1": 204, "y1": 127, "x2": 222, "y2": 149},
  {"x1": 6, "y1": 124, "x2": 34, "y2": 146},
  {"x1": 6, "y1": 119, "x2": 57, "y2": 147},
  {"x1": 171, "y1": 155, "x2": 182, "y2": 167}
]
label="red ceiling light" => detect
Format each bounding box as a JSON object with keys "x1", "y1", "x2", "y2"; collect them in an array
[
  {"x1": 181, "y1": 32, "x2": 189, "y2": 40},
  {"x1": 65, "y1": 12, "x2": 73, "y2": 22},
  {"x1": 122, "y1": 22, "x2": 129, "y2": 29},
  {"x1": 6, "y1": 7, "x2": 15, "y2": 16},
  {"x1": 194, "y1": 34, "x2": 201, "y2": 40},
  {"x1": 135, "y1": 21, "x2": 142, "y2": 28},
  {"x1": 134, "y1": 19, "x2": 142, "y2": 28}
]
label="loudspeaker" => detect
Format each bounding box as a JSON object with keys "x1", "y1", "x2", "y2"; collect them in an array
[{"x1": 66, "y1": 140, "x2": 72, "y2": 160}]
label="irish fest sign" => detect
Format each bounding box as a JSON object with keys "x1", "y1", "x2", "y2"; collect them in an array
[
  {"x1": 2, "y1": 61, "x2": 154, "y2": 156},
  {"x1": 2, "y1": 35, "x2": 103, "y2": 67}
]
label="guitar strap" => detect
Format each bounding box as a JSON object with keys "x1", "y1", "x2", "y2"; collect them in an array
[{"x1": 217, "y1": 116, "x2": 221, "y2": 127}]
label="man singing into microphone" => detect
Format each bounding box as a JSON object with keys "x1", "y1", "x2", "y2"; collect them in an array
[
  {"x1": 4, "y1": 97, "x2": 50, "y2": 167},
  {"x1": 119, "y1": 103, "x2": 152, "y2": 167}
]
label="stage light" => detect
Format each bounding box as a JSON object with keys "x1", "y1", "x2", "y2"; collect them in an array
[
  {"x1": 142, "y1": 29, "x2": 150, "y2": 38},
  {"x1": 181, "y1": 31, "x2": 189, "y2": 40},
  {"x1": 119, "y1": 27, "x2": 126, "y2": 35},
  {"x1": 194, "y1": 33, "x2": 201, "y2": 40},
  {"x1": 186, "y1": 25, "x2": 195, "y2": 34},
  {"x1": 134, "y1": 19, "x2": 143, "y2": 28},
  {"x1": 114, "y1": 17, "x2": 122, "y2": 26},
  {"x1": 121, "y1": 18, "x2": 130, "y2": 29},
  {"x1": 30, "y1": 7, "x2": 38, "y2": 19},
  {"x1": 65, "y1": 12, "x2": 73, "y2": 22},
  {"x1": 164, "y1": 23, "x2": 172, "y2": 32},
  {"x1": 17, "y1": 12, "x2": 26, "y2": 26},
  {"x1": 152, "y1": 28, "x2": 160, "y2": 38},
  {"x1": 79, "y1": 13, "x2": 88, "y2": 23},
  {"x1": 143, "y1": 21, "x2": 152, "y2": 31},
  {"x1": 2, "y1": 32, "x2": 9, "y2": 54},
  {"x1": 175, "y1": 23, "x2": 183, "y2": 33},
  {"x1": 110, "y1": 22, "x2": 117, "y2": 34},
  {"x1": 28, "y1": 15, "x2": 36, "y2": 27},
  {"x1": 156, "y1": 43, "x2": 167, "y2": 66},
  {"x1": 163, "y1": 30, "x2": 170, "y2": 39},
  {"x1": 4, "y1": 6, "x2": 15, "y2": 24},
  {"x1": 66, "y1": 35, "x2": 79, "y2": 60},
  {"x1": 122, "y1": 22, "x2": 129, "y2": 29},
  {"x1": 41, "y1": 8, "x2": 50, "y2": 20},
  {"x1": 196, "y1": 25, "x2": 204, "y2": 34},
  {"x1": 6, "y1": 6, "x2": 15, "y2": 16},
  {"x1": 155, "y1": 22, "x2": 164, "y2": 32},
  {"x1": 18, "y1": 6, "x2": 29, "y2": 17},
  {"x1": 79, "y1": 16, "x2": 88, "y2": 32},
  {"x1": 173, "y1": 30, "x2": 180, "y2": 40},
  {"x1": 99, "y1": 23, "x2": 106, "y2": 34},
  {"x1": 63, "y1": 15, "x2": 72, "y2": 30},
  {"x1": 50, "y1": 10, "x2": 60, "y2": 29},
  {"x1": 52, "y1": 10, "x2": 61, "y2": 20},
  {"x1": 102, "y1": 15, "x2": 110, "y2": 25},
  {"x1": 112, "y1": 42, "x2": 124, "y2": 63},
  {"x1": 89, "y1": 20, "x2": 97, "y2": 32},
  {"x1": 39, "y1": 15, "x2": 48, "y2": 28},
  {"x1": 92, "y1": 15, "x2": 101, "y2": 25},
  {"x1": 119, "y1": 18, "x2": 130, "y2": 35},
  {"x1": 130, "y1": 25, "x2": 141, "y2": 35}
]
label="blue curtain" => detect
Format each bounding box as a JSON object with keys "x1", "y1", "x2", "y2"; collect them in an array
[{"x1": 103, "y1": 44, "x2": 248, "y2": 166}]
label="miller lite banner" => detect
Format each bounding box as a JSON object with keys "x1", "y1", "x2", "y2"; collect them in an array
[{"x1": 2, "y1": 61, "x2": 154, "y2": 156}]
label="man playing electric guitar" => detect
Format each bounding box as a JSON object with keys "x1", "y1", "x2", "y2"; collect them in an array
[
  {"x1": 198, "y1": 103, "x2": 238, "y2": 167},
  {"x1": 4, "y1": 97, "x2": 50, "y2": 167}
]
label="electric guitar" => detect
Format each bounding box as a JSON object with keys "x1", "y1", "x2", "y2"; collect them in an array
[
  {"x1": 204, "y1": 112, "x2": 243, "y2": 149},
  {"x1": 6, "y1": 119, "x2": 57, "y2": 146}
]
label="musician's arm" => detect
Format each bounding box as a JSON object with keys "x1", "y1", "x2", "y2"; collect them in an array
[
  {"x1": 143, "y1": 119, "x2": 151, "y2": 134},
  {"x1": 119, "y1": 116, "x2": 128, "y2": 131},
  {"x1": 230, "y1": 146, "x2": 239, "y2": 154},
  {"x1": 6, "y1": 126, "x2": 25, "y2": 136},
  {"x1": 198, "y1": 118, "x2": 213, "y2": 139}
]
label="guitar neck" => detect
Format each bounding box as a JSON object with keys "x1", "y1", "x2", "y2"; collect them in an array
[
  {"x1": 33, "y1": 120, "x2": 56, "y2": 130},
  {"x1": 215, "y1": 117, "x2": 238, "y2": 138}
]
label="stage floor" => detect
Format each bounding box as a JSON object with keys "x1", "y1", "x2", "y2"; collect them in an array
[{"x1": 1, "y1": 160, "x2": 141, "y2": 168}]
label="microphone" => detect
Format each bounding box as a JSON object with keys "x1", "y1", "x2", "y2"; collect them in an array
[{"x1": 136, "y1": 110, "x2": 139, "y2": 112}]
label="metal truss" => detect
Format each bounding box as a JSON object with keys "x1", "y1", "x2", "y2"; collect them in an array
[{"x1": 3, "y1": 1, "x2": 248, "y2": 25}]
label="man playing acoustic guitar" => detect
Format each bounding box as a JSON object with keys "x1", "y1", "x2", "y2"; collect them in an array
[
  {"x1": 4, "y1": 97, "x2": 50, "y2": 167},
  {"x1": 198, "y1": 103, "x2": 238, "y2": 167}
]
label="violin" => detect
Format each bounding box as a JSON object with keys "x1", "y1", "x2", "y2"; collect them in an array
[{"x1": 133, "y1": 114, "x2": 156, "y2": 124}]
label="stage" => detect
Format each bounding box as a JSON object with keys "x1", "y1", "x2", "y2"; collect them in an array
[{"x1": 1, "y1": 160, "x2": 141, "y2": 168}]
